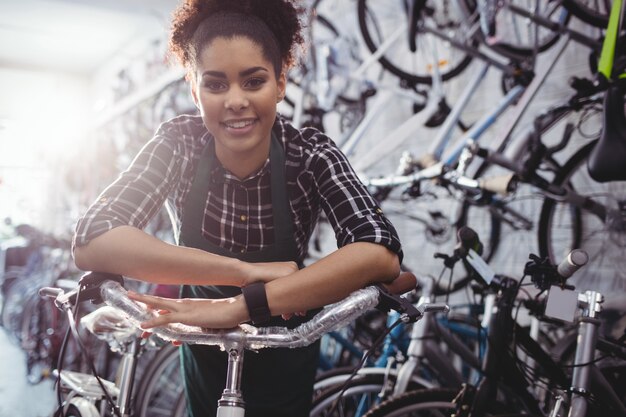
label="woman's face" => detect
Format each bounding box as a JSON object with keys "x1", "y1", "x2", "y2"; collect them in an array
[{"x1": 191, "y1": 36, "x2": 286, "y2": 174}]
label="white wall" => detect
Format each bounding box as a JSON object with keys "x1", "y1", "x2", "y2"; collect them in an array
[{"x1": 0, "y1": 68, "x2": 91, "y2": 233}]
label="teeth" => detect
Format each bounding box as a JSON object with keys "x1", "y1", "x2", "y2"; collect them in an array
[{"x1": 225, "y1": 120, "x2": 254, "y2": 128}]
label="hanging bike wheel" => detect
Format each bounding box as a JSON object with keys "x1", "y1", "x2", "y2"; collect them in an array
[
  {"x1": 538, "y1": 140, "x2": 626, "y2": 291},
  {"x1": 462, "y1": 0, "x2": 571, "y2": 60},
  {"x1": 563, "y1": 0, "x2": 612, "y2": 28},
  {"x1": 357, "y1": 0, "x2": 475, "y2": 85},
  {"x1": 362, "y1": 388, "x2": 458, "y2": 417}
]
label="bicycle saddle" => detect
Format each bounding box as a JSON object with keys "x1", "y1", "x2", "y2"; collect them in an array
[{"x1": 587, "y1": 81, "x2": 626, "y2": 182}]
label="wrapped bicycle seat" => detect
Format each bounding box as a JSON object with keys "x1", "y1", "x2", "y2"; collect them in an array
[{"x1": 587, "y1": 81, "x2": 626, "y2": 182}]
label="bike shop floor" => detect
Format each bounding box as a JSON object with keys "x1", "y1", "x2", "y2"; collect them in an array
[{"x1": 0, "y1": 327, "x2": 56, "y2": 417}]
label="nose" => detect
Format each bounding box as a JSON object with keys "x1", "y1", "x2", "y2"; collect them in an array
[{"x1": 224, "y1": 86, "x2": 249, "y2": 111}]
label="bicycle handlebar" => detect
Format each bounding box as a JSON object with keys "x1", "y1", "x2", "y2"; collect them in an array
[{"x1": 41, "y1": 274, "x2": 449, "y2": 351}]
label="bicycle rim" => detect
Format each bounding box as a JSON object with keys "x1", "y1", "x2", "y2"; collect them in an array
[
  {"x1": 539, "y1": 140, "x2": 626, "y2": 291},
  {"x1": 357, "y1": 0, "x2": 475, "y2": 85}
]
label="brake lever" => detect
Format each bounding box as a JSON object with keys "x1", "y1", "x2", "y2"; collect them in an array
[{"x1": 375, "y1": 284, "x2": 448, "y2": 322}]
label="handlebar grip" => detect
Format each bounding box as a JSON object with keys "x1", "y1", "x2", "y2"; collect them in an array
[
  {"x1": 557, "y1": 249, "x2": 589, "y2": 279},
  {"x1": 39, "y1": 287, "x2": 63, "y2": 299},
  {"x1": 457, "y1": 226, "x2": 483, "y2": 256}
]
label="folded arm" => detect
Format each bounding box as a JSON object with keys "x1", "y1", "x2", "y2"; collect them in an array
[
  {"x1": 130, "y1": 241, "x2": 401, "y2": 329},
  {"x1": 74, "y1": 225, "x2": 297, "y2": 287}
]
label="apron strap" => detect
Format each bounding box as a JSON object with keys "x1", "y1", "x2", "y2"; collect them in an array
[{"x1": 180, "y1": 132, "x2": 294, "y2": 251}]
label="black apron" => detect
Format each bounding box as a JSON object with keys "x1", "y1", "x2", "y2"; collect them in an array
[{"x1": 178, "y1": 133, "x2": 320, "y2": 417}]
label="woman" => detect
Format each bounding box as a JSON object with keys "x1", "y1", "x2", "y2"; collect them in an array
[{"x1": 73, "y1": 1, "x2": 403, "y2": 416}]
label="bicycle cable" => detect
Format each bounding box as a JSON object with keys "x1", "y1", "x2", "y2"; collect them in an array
[
  {"x1": 56, "y1": 284, "x2": 123, "y2": 417},
  {"x1": 54, "y1": 325, "x2": 71, "y2": 417},
  {"x1": 325, "y1": 315, "x2": 405, "y2": 415},
  {"x1": 53, "y1": 289, "x2": 84, "y2": 417}
]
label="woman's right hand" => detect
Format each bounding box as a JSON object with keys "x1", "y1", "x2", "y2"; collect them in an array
[{"x1": 245, "y1": 261, "x2": 298, "y2": 285}]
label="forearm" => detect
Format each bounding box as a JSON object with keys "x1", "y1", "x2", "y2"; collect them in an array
[
  {"x1": 128, "y1": 242, "x2": 402, "y2": 329},
  {"x1": 74, "y1": 226, "x2": 249, "y2": 286},
  {"x1": 264, "y1": 242, "x2": 400, "y2": 317}
]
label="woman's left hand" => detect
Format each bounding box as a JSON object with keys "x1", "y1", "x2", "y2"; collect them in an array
[{"x1": 127, "y1": 291, "x2": 245, "y2": 329}]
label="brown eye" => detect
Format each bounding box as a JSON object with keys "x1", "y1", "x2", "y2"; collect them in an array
[
  {"x1": 245, "y1": 77, "x2": 266, "y2": 89},
  {"x1": 204, "y1": 80, "x2": 226, "y2": 92}
]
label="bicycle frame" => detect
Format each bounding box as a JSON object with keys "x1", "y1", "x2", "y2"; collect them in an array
[
  {"x1": 53, "y1": 305, "x2": 146, "y2": 417},
  {"x1": 456, "y1": 249, "x2": 626, "y2": 417},
  {"x1": 53, "y1": 272, "x2": 445, "y2": 417},
  {"x1": 461, "y1": 0, "x2": 626, "y2": 245},
  {"x1": 361, "y1": 32, "x2": 571, "y2": 185}
]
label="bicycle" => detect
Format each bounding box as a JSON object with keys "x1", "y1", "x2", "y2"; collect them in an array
[
  {"x1": 448, "y1": 0, "x2": 626, "y2": 291},
  {"x1": 362, "y1": 228, "x2": 626, "y2": 416},
  {"x1": 310, "y1": 272, "x2": 486, "y2": 417},
  {"x1": 39, "y1": 275, "x2": 186, "y2": 417},
  {"x1": 39, "y1": 270, "x2": 445, "y2": 417},
  {"x1": 356, "y1": 0, "x2": 576, "y2": 87},
  {"x1": 359, "y1": 0, "x2": 625, "y2": 292}
]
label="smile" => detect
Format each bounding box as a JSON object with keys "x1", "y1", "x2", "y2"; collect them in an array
[{"x1": 223, "y1": 119, "x2": 256, "y2": 129}]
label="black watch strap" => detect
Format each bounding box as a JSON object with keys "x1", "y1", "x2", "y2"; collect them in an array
[{"x1": 241, "y1": 282, "x2": 271, "y2": 325}]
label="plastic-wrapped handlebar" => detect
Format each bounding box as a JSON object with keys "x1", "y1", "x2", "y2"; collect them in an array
[{"x1": 100, "y1": 281, "x2": 401, "y2": 350}]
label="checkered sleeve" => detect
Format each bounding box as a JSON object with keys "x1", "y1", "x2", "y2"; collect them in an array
[
  {"x1": 308, "y1": 133, "x2": 403, "y2": 262},
  {"x1": 73, "y1": 126, "x2": 182, "y2": 250}
]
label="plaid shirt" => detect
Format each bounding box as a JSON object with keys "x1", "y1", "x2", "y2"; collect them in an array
[{"x1": 74, "y1": 115, "x2": 402, "y2": 263}]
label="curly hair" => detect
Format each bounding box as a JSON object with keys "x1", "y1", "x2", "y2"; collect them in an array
[{"x1": 169, "y1": 0, "x2": 304, "y2": 77}]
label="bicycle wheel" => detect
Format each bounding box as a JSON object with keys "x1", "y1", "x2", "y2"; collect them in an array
[
  {"x1": 431, "y1": 194, "x2": 501, "y2": 295},
  {"x1": 456, "y1": 164, "x2": 551, "y2": 284},
  {"x1": 538, "y1": 140, "x2": 626, "y2": 291},
  {"x1": 134, "y1": 342, "x2": 185, "y2": 417},
  {"x1": 465, "y1": 0, "x2": 571, "y2": 59},
  {"x1": 311, "y1": 372, "x2": 426, "y2": 417},
  {"x1": 386, "y1": 182, "x2": 501, "y2": 296},
  {"x1": 563, "y1": 0, "x2": 612, "y2": 28},
  {"x1": 1, "y1": 277, "x2": 29, "y2": 342},
  {"x1": 21, "y1": 295, "x2": 60, "y2": 384},
  {"x1": 173, "y1": 390, "x2": 187, "y2": 417},
  {"x1": 362, "y1": 388, "x2": 458, "y2": 417},
  {"x1": 357, "y1": 0, "x2": 475, "y2": 85}
]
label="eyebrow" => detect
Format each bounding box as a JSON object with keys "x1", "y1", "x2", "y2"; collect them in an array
[{"x1": 201, "y1": 66, "x2": 269, "y2": 79}]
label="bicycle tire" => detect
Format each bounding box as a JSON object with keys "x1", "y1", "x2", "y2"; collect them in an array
[
  {"x1": 173, "y1": 390, "x2": 187, "y2": 417},
  {"x1": 1, "y1": 277, "x2": 29, "y2": 342},
  {"x1": 562, "y1": 0, "x2": 612, "y2": 28},
  {"x1": 357, "y1": 0, "x2": 475, "y2": 85},
  {"x1": 134, "y1": 342, "x2": 185, "y2": 417},
  {"x1": 463, "y1": 0, "x2": 571, "y2": 60},
  {"x1": 284, "y1": 3, "x2": 369, "y2": 133},
  {"x1": 311, "y1": 372, "x2": 426, "y2": 417},
  {"x1": 362, "y1": 387, "x2": 458, "y2": 417},
  {"x1": 538, "y1": 139, "x2": 626, "y2": 291},
  {"x1": 21, "y1": 295, "x2": 60, "y2": 384}
]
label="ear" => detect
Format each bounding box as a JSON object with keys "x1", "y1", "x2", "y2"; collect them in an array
[
  {"x1": 276, "y1": 68, "x2": 287, "y2": 103},
  {"x1": 189, "y1": 75, "x2": 201, "y2": 110}
]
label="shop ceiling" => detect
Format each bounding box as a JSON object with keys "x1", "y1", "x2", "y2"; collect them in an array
[{"x1": 0, "y1": 0, "x2": 178, "y2": 76}]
